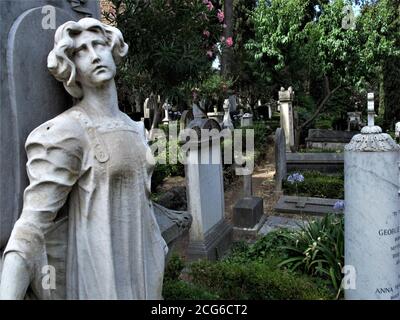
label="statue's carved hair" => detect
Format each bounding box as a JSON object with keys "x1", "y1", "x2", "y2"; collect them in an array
[{"x1": 47, "y1": 18, "x2": 128, "y2": 98}]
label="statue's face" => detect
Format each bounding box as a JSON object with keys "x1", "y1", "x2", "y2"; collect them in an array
[{"x1": 72, "y1": 30, "x2": 116, "y2": 88}]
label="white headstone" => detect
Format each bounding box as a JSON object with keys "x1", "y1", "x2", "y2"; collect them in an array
[
  {"x1": 344, "y1": 92, "x2": 400, "y2": 300},
  {"x1": 184, "y1": 122, "x2": 232, "y2": 260}
]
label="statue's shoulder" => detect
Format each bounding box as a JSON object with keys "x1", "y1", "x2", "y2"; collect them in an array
[
  {"x1": 26, "y1": 107, "x2": 87, "y2": 148},
  {"x1": 119, "y1": 112, "x2": 146, "y2": 135}
]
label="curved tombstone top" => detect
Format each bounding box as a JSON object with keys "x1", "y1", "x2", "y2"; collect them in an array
[{"x1": 0, "y1": 0, "x2": 99, "y2": 249}]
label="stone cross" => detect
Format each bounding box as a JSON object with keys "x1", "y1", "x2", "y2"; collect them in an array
[
  {"x1": 278, "y1": 87, "x2": 295, "y2": 152},
  {"x1": 162, "y1": 99, "x2": 171, "y2": 123},
  {"x1": 367, "y1": 92, "x2": 375, "y2": 127}
]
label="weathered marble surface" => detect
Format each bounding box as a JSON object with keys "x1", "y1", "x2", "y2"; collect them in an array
[
  {"x1": 344, "y1": 95, "x2": 400, "y2": 300},
  {"x1": 184, "y1": 119, "x2": 232, "y2": 260}
]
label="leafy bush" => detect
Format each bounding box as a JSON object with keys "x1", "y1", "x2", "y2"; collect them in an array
[
  {"x1": 151, "y1": 137, "x2": 185, "y2": 190},
  {"x1": 163, "y1": 254, "x2": 219, "y2": 300},
  {"x1": 163, "y1": 280, "x2": 220, "y2": 300},
  {"x1": 283, "y1": 171, "x2": 344, "y2": 199},
  {"x1": 240, "y1": 120, "x2": 272, "y2": 164},
  {"x1": 226, "y1": 229, "x2": 294, "y2": 262},
  {"x1": 278, "y1": 214, "x2": 344, "y2": 296},
  {"x1": 164, "y1": 254, "x2": 185, "y2": 281},
  {"x1": 188, "y1": 260, "x2": 331, "y2": 300}
]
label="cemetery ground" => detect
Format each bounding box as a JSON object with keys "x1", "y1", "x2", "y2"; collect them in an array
[{"x1": 152, "y1": 134, "x2": 344, "y2": 300}]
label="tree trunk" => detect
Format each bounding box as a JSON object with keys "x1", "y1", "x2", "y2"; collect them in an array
[
  {"x1": 221, "y1": 0, "x2": 234, "y2": 78},
  {"x1": 296, "y1": 76, "x2": 341, "y2": 149}
]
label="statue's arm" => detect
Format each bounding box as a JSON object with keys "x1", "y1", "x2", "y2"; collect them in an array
[
  {"x1": 0, "y1": 252, "x2": 30, "y2": 299},
  {"x1": 0, "y1": 117, "x2": 83, "y2": 299}
]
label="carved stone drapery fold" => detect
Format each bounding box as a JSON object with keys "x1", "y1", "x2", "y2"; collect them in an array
[{"x1": 67, "y1": 0, "x2": 92, "y2": 16}]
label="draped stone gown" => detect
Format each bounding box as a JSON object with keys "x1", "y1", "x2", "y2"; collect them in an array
[{"x1": 4, "y1": 106, "x2": 168, "y2": 299}]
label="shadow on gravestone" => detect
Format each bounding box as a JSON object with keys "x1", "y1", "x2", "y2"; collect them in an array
[
  {"x1": 274, "y1": 128, "x2": 287, "y2": 191},
  {"x1": 0, "y1": 0, "x2": 99, "y2": 249}
]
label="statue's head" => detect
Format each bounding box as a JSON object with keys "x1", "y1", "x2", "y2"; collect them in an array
[{"x1": 48, "y1": 18, "x2": 128, "y2": 99}]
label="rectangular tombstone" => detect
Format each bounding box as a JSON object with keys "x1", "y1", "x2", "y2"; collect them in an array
[
  {"x1": 0, "y1": 0, "x2": 100, "y2": 249},
  {"x1": 233, "y1": 197, "x2": 264, "y2": 228},
  {"x1": 185, "y1": 133, "x2": 232, "y2": 261}
]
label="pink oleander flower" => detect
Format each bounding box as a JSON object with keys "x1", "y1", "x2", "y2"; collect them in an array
[
  {"x1": 202, "y1": 0, "x2": 209, "y2": 4},
  {"x1": 226, "y1": 37, "x2": 233, "y2": 47},
  {"x1": 203, "y1": 30, "x2": 210, "y2": 38},
  {"x1": 217, "y1": 9, "x2": 224, "y2": 23},
  {"x1": 206, "y1": 1, "x2": 214, "y2": 11},
  {"x1": 206, "y1": 50, "x2": 213, "y2": 58}
]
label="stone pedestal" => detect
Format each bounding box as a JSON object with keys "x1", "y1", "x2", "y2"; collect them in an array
[
  {"x1": 278, "y1": 87, "x2": 295, "y2": 152},
  {"x1": 344, "y1": 93, "x2": 400, "y2": 300},
  {"x1": 233, "y1": 197, "x2": 264, "y2": 228},
  {"x1": 184, "y1": 119, "x2": 232, "y2": 261},
  {"x1": 233, "y1": 197, "x2": 265, "y2": 240}
]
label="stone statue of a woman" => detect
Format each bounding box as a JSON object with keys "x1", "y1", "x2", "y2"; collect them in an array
[{"x1": 0, "y1": 18, "x2": 168, "y2": 299}]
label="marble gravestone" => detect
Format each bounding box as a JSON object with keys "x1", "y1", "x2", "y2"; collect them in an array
[
  {"x1": 0, "y1": 0, "x2": 100, "y2": 251},
  {"x1": 344, "y1": 93, "x2": 400, "y2": 300},
  {"x1": 183, "y1": 119, "x2": 232, "y2": 261}
]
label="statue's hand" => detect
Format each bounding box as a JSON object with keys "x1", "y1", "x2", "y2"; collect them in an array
[{"x1": 0, "y1": 252, "x2": 30, "y2": 300}]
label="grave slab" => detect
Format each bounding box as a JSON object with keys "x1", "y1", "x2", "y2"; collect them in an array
[{"x1": 274, "y1": 195, "x2": 344, "y2": 216}]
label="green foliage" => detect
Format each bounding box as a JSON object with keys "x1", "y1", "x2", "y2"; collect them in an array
[
  {"x1": 164, "y1": 254, "x2": 185, "y2": 281},
  {"x1": 277, "y1": 214, "x2": 344, "y2": 295},
  {"x1": 103, "y1": 0, "x2": 224, "y2": 106},
  {"x1": 188, "y1": 259, "x2": 331, "y2": 300},
  {"x1": 197, "y1": 73, "x2": 234, "y2": 104},
  {"x1": 283, "y1": 171, "x2": 344, "y2": 199},
  {"x1": 226, "y1": 229, "x2": 295, "y2": 262},
  {"x1": 151, "y1": 137, "x2": 185, "y2": 190},
  {"x1": 163, "y1": 280, "x2": 220, "y2": 300},
  {"x1": 240, "y1": 120, "x2": 272, "y2": 164}
]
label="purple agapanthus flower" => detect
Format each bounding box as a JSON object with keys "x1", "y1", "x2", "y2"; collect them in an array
[
  {"x1": 333, "y1": 200, "x2": 345, "y2": 211},
  {"x1": 287, "y1": 173, "x2": 304, "y2": 184}
]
